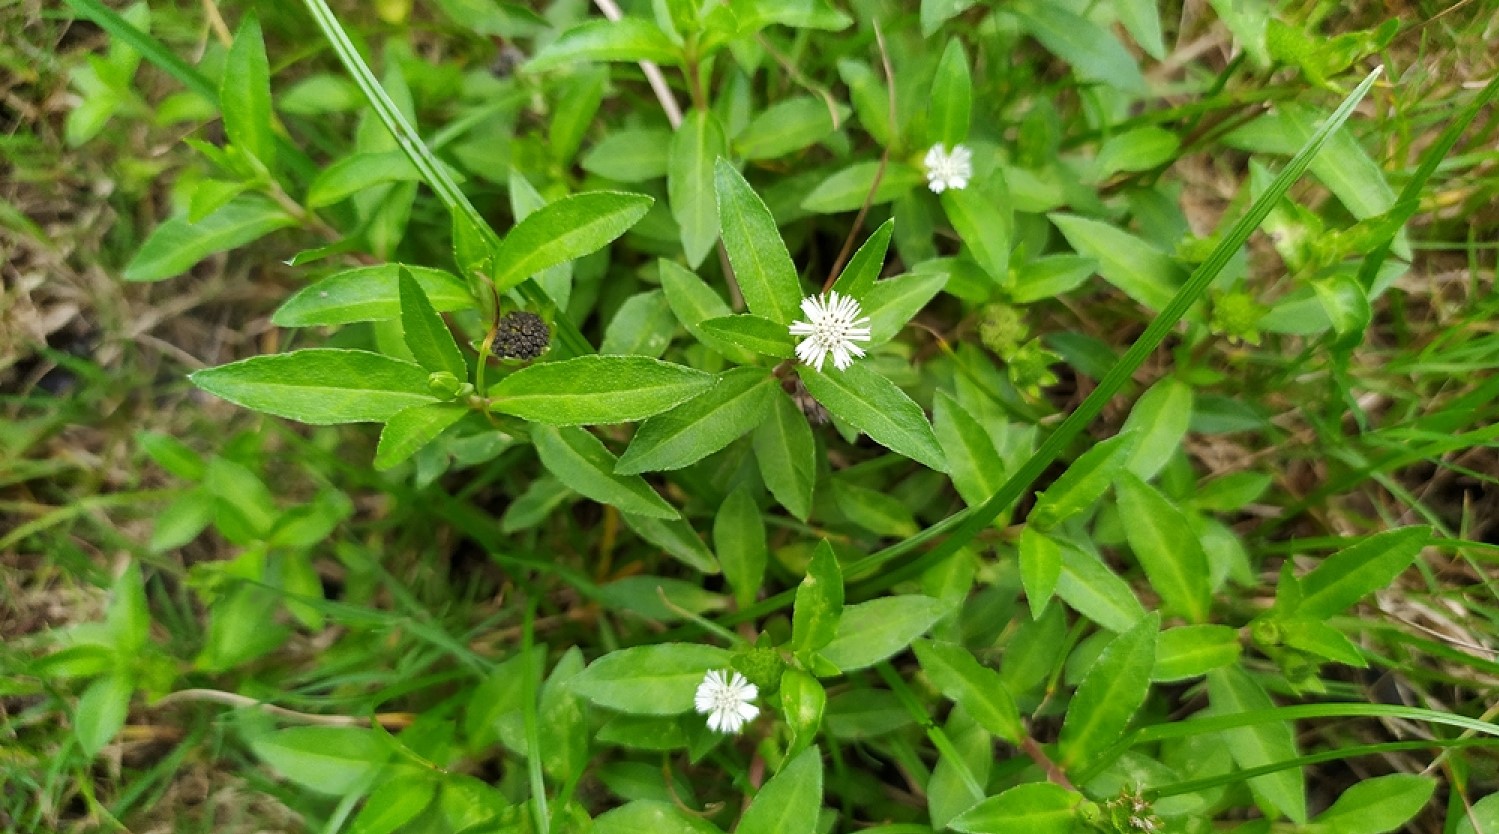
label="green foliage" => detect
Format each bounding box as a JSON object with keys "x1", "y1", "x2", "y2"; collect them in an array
[{"x1": 18, "y1": 0, "x2": 1499, "y2": 831}]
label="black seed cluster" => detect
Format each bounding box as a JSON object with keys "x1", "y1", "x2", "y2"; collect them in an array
[{"x1": 494, "y1": 311, "x2": 550, "y2": 360}]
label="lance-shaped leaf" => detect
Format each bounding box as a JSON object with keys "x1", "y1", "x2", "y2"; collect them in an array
[
  {"x1": 914, "y1": 639, "x2": 1023, "y2": 743},
  {"x1": 1029, "y1": 431, "x2": 1136, "y2": 529},
  {"x1": 490, "y1": 355, "x2": 713, "y2": 426},
  {"x1": 942, "y1": 181, "x2": 1011, "y2": 286},
  {"x1": 699, "y1": 315, "x2": 796, "y2": 359},
  {"x1": 754, "y1": 388, "x2": 816, "y2": 521},
  {"x1": 669, "y1": 110, "x2": 725, "y2": 267},
  {"x1": 1057, "y1": 612, "x2": 1159, "y2": 769},
  {"x1": 820, "y1": 596, "x2": 952, "y2": 672},
  {"x1": 736, "y1": 746, "x2": 823, "y2": 834},
  {"x1": 398, "y1": 268, "x2": 466, "y2": 377},
  {"x1": 1208, "y1": 665, "x2": 1307, "y2": 822},
  {"x1": 949, "y1": 782, "x2": 1081, "y2": 834},
  {"x1": 274, "y1": 264, "x2": 474, "y2": 326},
  {"x1": 1295, "y1": 526, "x2": 1429, "y2": 619},
  {"x1": 526, "y1": 19, "x2": 681, "y2": 71},
  {"x1": 798, "y1": 363, "x2": 947, "y2": 472},
  {"x1": 715, "y1": 160, "x2": 803, "y2": 324},
  {"x1": 830, "y1": 218, "x2": 893, "y2": 298},
  {"x1": 616, "y1": 367, "x2": 777, "y2": 474},
  {"x1": 490, "y1": 191, "x2": 653, "y2": 293},
  {"x1": 375, "y1": 402, "x2": 470, "y2": 471},
  {"x1": 125, "y1": 197, "x2": 297, "y2": 282},
  {"x1": 928, "y1": 39, "x2": 972, "y2": 147},
  {"x1": 532, "y1": 425, "x2": 679, "y2": 520},
  {"x1": 792, "y1": 540, "x2": 843, "y2": 655},
  {"x1": 569, "y1": 643, "x2": 730, "y2": 714},
  {"x1": 1115, "y1": 471, "x2": 1212, "y2": 623},
  {"x1": 190, "y1": 349, "x2": 438, "y2": 424},
  {"x1": 222, "y1": 14, "x2": 274, "y2": 169}
]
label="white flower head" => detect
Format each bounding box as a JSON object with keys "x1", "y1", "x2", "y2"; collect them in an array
[
  {"x1": 694, "y1": 669, "x2": 759, "y2": 734},
  {"x1": 787, "y1": 290, "x2": 872, "y2": 372},
  {"x1": 924, "y1": 143, "x2": 973, "y2": 193}
]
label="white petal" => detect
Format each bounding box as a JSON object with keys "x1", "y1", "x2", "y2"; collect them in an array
[
  {"x1": 928, "y1": 178, "x2": 946, "y2": 194},
  {"x1": 788, "y1": 321, "x2": 816, "y2": 336}
]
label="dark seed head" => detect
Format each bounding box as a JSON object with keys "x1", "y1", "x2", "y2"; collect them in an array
[{"x1": 494, "y1": 311, "x2": 550, "y2": 360}]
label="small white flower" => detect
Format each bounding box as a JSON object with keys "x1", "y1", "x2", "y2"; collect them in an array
[
  {"x1": 694, "y1": 669, "x2": 759, "y2": 734},
  {"x1": 923, "y1": 143, "x2": 973, "y2": 193},
  {"x1": 787, "y1": 290, "x2": 872, "y2": 372}
]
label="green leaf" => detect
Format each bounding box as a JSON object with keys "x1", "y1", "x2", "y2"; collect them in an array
[
  {"x1": 532, "y1": 425, "x2": 679, "y2": 520},
  {"x1": 490, "y1": 191, "x2": 653, "y2": 293},
  {"x1": 1009, "y1": 2, "x2": 1147, "y2": 94},
  {"x1": 1114, "y1": 471, "x2": 1212, "y2": 623},
  {"x1": 792, "y1": 540, "x2": 844, "y2": 655},
  {"x1": 526, "y1": 19, "x2": 681, "y2": 71},
  {"x1": 715, "y1": 160, "x2": 804, "y2": 324},
  {"x1": 1207, "y1": 665, "x2": 1307, "y2": 822},
  {"x1": 699, "y1": 314, "x2": 796, "y2": 359},
  {"x1": 949, "y1": 782, "x2": 1081, "y2": 834},
  {"x1": 190, "y1": 349, "x2": 439, "y2": 424},
  {"x1": 124, "y1": 197, "x2": 296, "y2": 282},
  {"x1": 798, "y1": 363, "x2": 947, "y2": 472},
  {"x1": 272, "y1": 264, "x2": 474, "y2": 326},
  {"x1": 1095, "y1": 126, "x2": 1179, "y2": 176},
  {"x1": 221, "y1": 13, "x2": 275, "y2": 169},
  {"x1": 75, "y1": 672, "x2": 131, "y2": 758},
  {"x1": 1029, "y1": 431, "x2": 1136, "y2": 529},
  {"x1": 250, "y1": 727, "x2": 389, "y2": 796},
  {"x1": 1018, "y1": 525, "x2": 1061, "y2": 620},
  {"x1": 821, "y1": 596, "x2": 952, "y2": 672},
  {"x1": 600, "y1": 290, "x2": 676, "y2": 358},
  {"x1": 929, "y1": 40, "x2": 972, "y2": 147},
  {"x1": 942, "y1": 186, "x2": 1011, "y2": 287},
  {"x1": 830, "y1": 218, "x2": 893, "y2": 298},
  {"x1": 913, "y1": 639, "x2": 1023, "y2": 743},
  {"x1": 734, "y1": 97, "x2": 842, "y2": 161},
  {"x1": 1316, "y1": 775, "x2": 1436, "y2": 834},
  {"x1": 307, "y1": 150, "x2": 436, "y2": 207},
  {"x1": 197, "y1": 583, "x2": 287, "y2": 671},
  {"x1": 1116, "y1": 0, "x2": 1166, "y2": 58},
  {"x1": 549, "y1": 65, "x2": 606, "y2": 164},
  {"x1": 714, "y1": 486, "x2": 767, "y2": 609},
  {"x1": 801, "y1": 161, "x2": 925, "y2": 214},
  {"x1": 617, "y1": 368, "x2": 776, "y2": 474},
  {"x1": 669, "y1": 110, "x2": 726, "y2": 267},
  {"x1": 780, "y1": 669, "x2": 826, "y2": 758},
  {"x1": 1295, "y1": 526, "x2": 1429, "y2": 619},
  {"x1": 753, "y1": 389, "x2": 817, "y2": 521},
  {"x1": 933, "y1": 390, "x2": 1005, "y2": 508},
  {"x1": 593, "y1": 800, "x2": 725, "y2": 834},
  {"x1": 105, "y1": 562, "x2": 150, "y2": 654},
  {"x1": 1050, "y1": 213, "x2": 1185, "y2": 312},
  {"x1": 348, "y1": 778, "x2": 436, "y2": 834},
  {"x1": 149, "y1": 490, "x2": 215, "y2": 552},
  {"x1": 1056, "y1": 543, "x2": 1147, "y2": 633},
  {"x1": 659, "y1": 258, "x2": 757, "y2": 364},
  {"x1": 569, "y1": 643, "x2": 730, "y2": 714},
  {"x1": 1457, "y1": 794, "x2": 1499, "y2": 834},
  {"x1": 583, "y1": 126, "x2": 672, "y2": 182},
  {"x1": 862, "y1": 269, "x2": 948, "y2": 346},
  {"x1": 490, "y1": 355, "x2": 714, "y2": 426},
  {"x1": 921, "y1": 0, "x2": 978, "y2": 35},
  {"x1": 398, "y1": 268, "x2": 466, "y2": 377},
  {"x1": 375, "y1": 402, "x2": 470, "y2": 471},
  {"x1": 736, "y1": 746, "x2": 823, "y2": 834},
  {"x1": 737, "y1": 0, "x2": 852, "y2": 31},
  {"x1": 1011, "y1": 255, "x2": 1098, "y2": 304},
  {"x1": 1057, "y1": 612, "x2": 1159, "y2": 769},
  {"x1": 621, "y1": 513, "x2": 720, "y2": 573},
  {"x1": 1120, "y1": 377, "x2": 1192, "y2": 480},
  {"x1": 1153, "y1": 624, "x2": 1242, "y2": 681}
]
